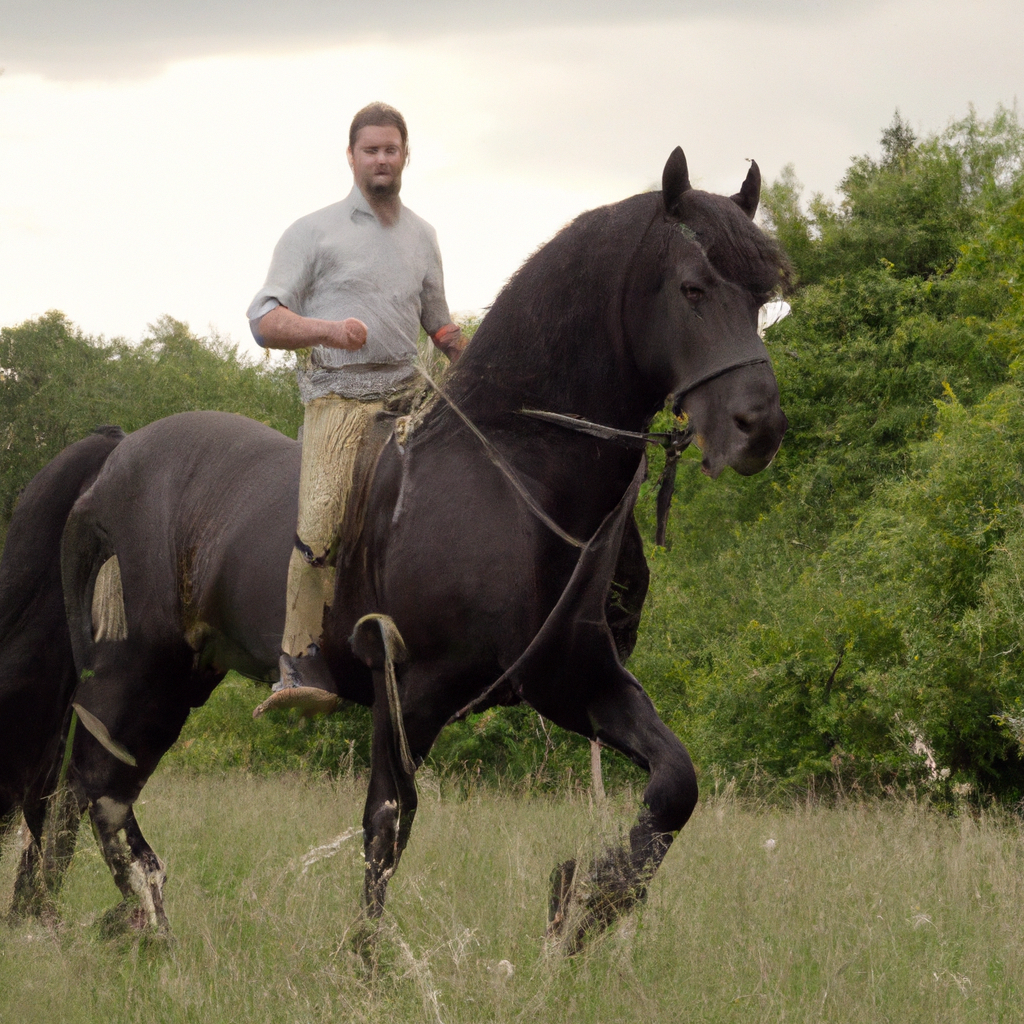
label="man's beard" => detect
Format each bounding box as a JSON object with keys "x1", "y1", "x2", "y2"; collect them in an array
[{"x1": 367, "y1": 176, "x2": 401, "y2": 199}]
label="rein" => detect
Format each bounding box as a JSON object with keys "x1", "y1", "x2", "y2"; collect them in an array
[
  {"x1": 414, "y1": 363, "x2": 588, "y2": 549},
  {"x1": 413, "y1": 362, "x2": 700, "y2": 551},
  {"x1": 518, "y1": 409, "x2": 693, "y2": 548},
  {"x1": 517, "y1": 408, "x2": 692, "y2": 452}
]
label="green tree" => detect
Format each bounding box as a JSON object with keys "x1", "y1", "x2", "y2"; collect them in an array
[
  {"x1": 762, "y1": 103, "x2": 1024, "y2": 285},
  {"x1": 1, "y1": 312, "x2": 301, "y2": 538}
]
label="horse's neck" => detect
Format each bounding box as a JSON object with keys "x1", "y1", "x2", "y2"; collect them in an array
[
  {"x1": 455, "y1": 326, "x2": 653, "y2": 432},
  {"x1": 455, "y1": 203, "x2": 662, "y2": 432}
]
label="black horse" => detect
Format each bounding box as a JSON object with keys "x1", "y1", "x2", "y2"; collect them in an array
[{"x1": 52, "y1": 148, "x2": 788, "y2": 948}]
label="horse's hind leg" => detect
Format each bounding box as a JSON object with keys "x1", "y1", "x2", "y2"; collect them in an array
[
  {"x1": 89, "y1": 798, "x2": 168, "y2": 933},
  {"x1": 41, "y1": 785, "x2": 84, "y2": 903},
  {"x1": 2, "y1": 805, "x2": 42, "y2": 921},
  {"x1": 544, "y1": 673, "x2": 698, "y2": 954},
  {"x1": 70, "y1": 642, "x2": 200, "y2": 934},
  {"x1": 8, "y1": 817, "x2": 43, "y2": 920},
  {"x1": 7, "y1": 787, "x2": 82, "y2": 921}
]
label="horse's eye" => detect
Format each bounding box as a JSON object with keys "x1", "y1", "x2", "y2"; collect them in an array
[{"x1": 682, "y1": 285, "x2": 705, "y2": 303}]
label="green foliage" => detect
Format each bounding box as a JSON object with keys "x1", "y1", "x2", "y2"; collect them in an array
[
  {"x1": 0, "y1": 312, "x2": 301, "y2": 534},
  {"x1": 762, "y1": 104, "x2": 1024, "y2": 285}
]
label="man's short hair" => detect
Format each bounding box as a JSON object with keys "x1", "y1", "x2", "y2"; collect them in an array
[{"x1": 349, "y1": 102, "x2": 409, "y2": 152}]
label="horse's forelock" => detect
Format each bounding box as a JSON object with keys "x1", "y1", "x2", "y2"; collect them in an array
[{"x1": 679, "y1": 191, "x2": 792, "y2": 297}]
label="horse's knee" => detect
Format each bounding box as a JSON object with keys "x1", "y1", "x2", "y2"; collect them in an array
[
  {"x1": 643, "y1": 742, "x2": 698, "y2": 834},
  {"x1": 364, "y1": 798, "x2": 398, "y2": 863},
  {"x1": 91, "y1": 795, "x2": 130, "y2": 833}
]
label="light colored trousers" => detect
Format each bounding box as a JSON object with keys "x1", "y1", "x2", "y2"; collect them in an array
[{"x1": 281, "y1": 395, "x2": 385, "y2": 657}]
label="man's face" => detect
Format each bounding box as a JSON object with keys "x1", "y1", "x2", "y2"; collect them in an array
[{"x1": 347, "y1": 125, "x2": 406, "y2": 200}]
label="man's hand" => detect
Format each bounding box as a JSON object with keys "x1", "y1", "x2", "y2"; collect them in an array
[
  {"x1": 431, "y1": 322, "x2": 465, "y2": 362},
  {"x1": 258, "y1": 305, "x2": 367, "y2": 352},
  {"x1": 325, "y1": 317, "x2": 368, "y2": 351}
]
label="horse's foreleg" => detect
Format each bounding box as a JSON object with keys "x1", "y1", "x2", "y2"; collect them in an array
[
  {"x1": 360, "y1": 667, "x2": 418, "y2": 919},
  {"x1": 546, "y1": 676, "x2": 697, "y2": 955}
]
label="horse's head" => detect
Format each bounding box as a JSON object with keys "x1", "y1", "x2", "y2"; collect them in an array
[{"x1": 631, "y1": 148, "x2": 789, "y2": 478}]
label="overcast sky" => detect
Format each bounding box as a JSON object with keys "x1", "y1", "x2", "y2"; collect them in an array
[{"x1": 1, "y1": 0, "x2": 1021, "y2": 360}]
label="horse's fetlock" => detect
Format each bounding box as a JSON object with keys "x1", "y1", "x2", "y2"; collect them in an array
[{"x1": 547, "y1": 858, "x2": 577, "y2": 933}]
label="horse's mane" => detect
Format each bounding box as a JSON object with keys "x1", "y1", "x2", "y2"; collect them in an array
[
  {"x1": 445, "y1": 192, "x2": 661, "y2": 419},
  {"x1": 434, "y1": 187, "x2": 791, "y2": 425}
]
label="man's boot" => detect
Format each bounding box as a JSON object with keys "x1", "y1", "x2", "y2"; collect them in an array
[{"x1": 252, "y1": 644, "x2": 340, "y2": 718}]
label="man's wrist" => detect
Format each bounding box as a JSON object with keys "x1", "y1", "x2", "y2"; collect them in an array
[{"x1": 431, "y1": 322, "x2": 465, "y2": 361}]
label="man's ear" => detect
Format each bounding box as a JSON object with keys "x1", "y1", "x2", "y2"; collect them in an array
[{"x1": 346, "y1": 147, "x2": 354, "y2": 171}]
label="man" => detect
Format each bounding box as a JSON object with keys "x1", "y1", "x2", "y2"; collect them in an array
[{"x1": 248, "y1": 102, "x2": 463, "y2": 712}]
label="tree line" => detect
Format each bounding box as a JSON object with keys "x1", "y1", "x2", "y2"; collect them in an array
[{"x1": 3, "y1": 105, "x2": 1023, "y2": 799}]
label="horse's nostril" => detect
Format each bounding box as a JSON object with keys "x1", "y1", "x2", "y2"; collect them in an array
[{"x1": 734, "y1": 414, "x2": 754, "y2": 434}]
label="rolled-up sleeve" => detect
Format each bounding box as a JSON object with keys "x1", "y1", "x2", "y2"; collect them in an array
[
  {"x1": 418, "y1": 227, "x2": 452, "y2": 337},
  {"x1": 246, "y1": 218, "x2": 316, "y2": 346}
]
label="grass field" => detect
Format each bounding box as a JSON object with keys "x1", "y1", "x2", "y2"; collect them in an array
[{"x1": 2, "y1": 772, "x2": 1023, "y2": 1023}]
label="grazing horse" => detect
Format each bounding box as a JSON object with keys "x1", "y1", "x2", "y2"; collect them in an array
[{"x1": 55, "y1": 148, "x2": 788, "y2": 948}]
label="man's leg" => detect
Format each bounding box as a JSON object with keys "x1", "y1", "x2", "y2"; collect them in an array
[{"x1": 256, "y1": 395, "x2": 384, "y2": 717}]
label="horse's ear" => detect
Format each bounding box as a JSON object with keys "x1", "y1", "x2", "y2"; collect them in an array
[
  {"x1": 731, "y1": 160, "x2": 761, "y2": 219},
  {"x1": 662, "y1": 147, "x2": 690, "y2": 214}
]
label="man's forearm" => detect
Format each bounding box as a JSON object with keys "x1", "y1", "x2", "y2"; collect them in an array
[{"x1": 257, "y1": 305, "x2": 367, "y2": 351}]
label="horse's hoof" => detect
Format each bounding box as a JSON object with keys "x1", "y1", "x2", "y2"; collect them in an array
[
  {"x1": 96, "y1": 899, "x2": 172, "y2": 941},
  {"x1": 345, "y1": 915, "x2": 383, "y2": 970},
  {"x1": 97, "y1": 900, "x2": 142, "y2": 938}
]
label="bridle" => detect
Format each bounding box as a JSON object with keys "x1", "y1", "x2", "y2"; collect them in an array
[{"x1": 414, "y1": 346, "x2": 769, "y2": 550}]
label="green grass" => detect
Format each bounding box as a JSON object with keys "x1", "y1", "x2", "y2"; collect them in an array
[{"x1": 3, "y1": 775, "x2": 1023, "y2": 1023}]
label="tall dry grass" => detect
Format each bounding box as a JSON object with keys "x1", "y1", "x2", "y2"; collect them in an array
[{"x1": 2, "y1": 771, "x2": 1022, "y2": 1023}]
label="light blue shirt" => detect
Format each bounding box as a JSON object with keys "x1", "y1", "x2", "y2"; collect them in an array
[{"x1": 248, "y1": 186, "x2": 452, "y2": 398}]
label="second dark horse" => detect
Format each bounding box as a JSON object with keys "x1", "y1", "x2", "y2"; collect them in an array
[{"x1": 56, "y1": 149, "x2": 789, "y2": 950}]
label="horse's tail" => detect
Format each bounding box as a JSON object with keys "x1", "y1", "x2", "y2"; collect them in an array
[
  {"x1": 0, "y1": 427, "x2": 126, "y2": 805},
  {"x1": 60, "y1": 469, "x2": 137, "y2": 768},
  {"x1": 350, "y1": 613, "x2": 415, "y2": 778},
  {"x1": 61, "y1": 498, "x2": 114, "y2": 682},
  {"x1": 0, "y1": 427, "x2": 125, "y2": 643}
]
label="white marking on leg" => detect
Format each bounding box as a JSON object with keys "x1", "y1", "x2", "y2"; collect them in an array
[
  {"x1": 128, "y1": 856, "x2": 167, "y2": 930},
  {"x1": 93, "y1": 796, "x2": 129, "y2": 831}
]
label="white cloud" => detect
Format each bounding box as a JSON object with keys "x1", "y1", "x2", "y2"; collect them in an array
[{"x1": 1, "y1": 2, "x2": 1021, "y2": 359}]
